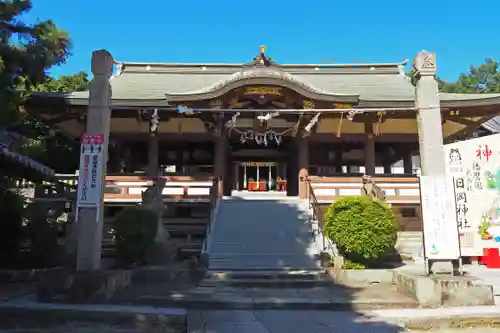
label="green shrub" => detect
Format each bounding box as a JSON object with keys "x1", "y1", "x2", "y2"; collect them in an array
[
  {"x1": 0, "y1": 188, "x2": 25, "y2": 266},
  {"x1": 113, "y1": 206, "x2": 157, "y2": 267},
  {"x1": 24, "y1": 202, "x2": 63, "y2": 268},
  {"x1": 324, "y1": 196, "x2": 397, "y2": 267}
]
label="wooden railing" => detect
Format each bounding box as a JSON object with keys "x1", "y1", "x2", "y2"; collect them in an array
[
  {"x1": 308, "y1": 176, "x2": 420, "y2": 204},
  {"x1": 24, "y1": 174, "x2": 215, "y2": 203},
  {"x1": 104, "y1": 175, "x2": 214, "y2": 203}
]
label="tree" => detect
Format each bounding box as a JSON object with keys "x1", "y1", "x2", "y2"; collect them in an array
[
  {"x1": 34, "y1": 71, "x2": 89, "y2": 92},
  {"x1": 22, "y1": 72, "x2": 89, "y2": 172},
  {"x1": 1, "y1": 1, "x2": 80, "y2": 172},
  {"x1": 441, "y1": 58, "x2": 500, "y2": 94},
  {"x1": 0, "y1": 0, "x2": 71, "y2": 129},
  {"x1": 408, "y1": 58, "x2": 500, "y2": 94}
]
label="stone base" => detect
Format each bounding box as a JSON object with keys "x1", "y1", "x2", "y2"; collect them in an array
[
  {"x1": 0, "y1": 303, "x2": 186, "y2": 332},
  {"x1": 37, "y1": 269, "x2": 131, "y2": 303},
  {"x1": 327, "y1": 267, "x2": 394, "y2": 284},
  {"x1": 132, "y1": 265, "x2": 205, "y2": 285},
  {"x1": 393, "y1": 269, "x2": 495, "y2": 307},
  {"x1": 145, "y1": 226, "x2": 174, "y2": 265}
]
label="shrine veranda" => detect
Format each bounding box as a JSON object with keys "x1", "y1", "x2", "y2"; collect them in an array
[{"x1": 23, "y1": 48, "x2": 500, "y2": 239}]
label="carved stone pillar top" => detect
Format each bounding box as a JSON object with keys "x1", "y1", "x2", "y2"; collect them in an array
[
  {"x1": 413, "y1": 51, "x2": 436, "y2": 76},
  {"x1": 91, "y1": 50, "x2": 114, "y2": 77}
]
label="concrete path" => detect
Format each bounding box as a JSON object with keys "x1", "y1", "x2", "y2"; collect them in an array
[{"x1": 208, "y1": 199, "x2": 320, "y2": 271}]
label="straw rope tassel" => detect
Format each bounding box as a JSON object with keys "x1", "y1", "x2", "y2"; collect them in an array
[{"x1": 336, "y1": 112, "x2": 344, "y2": 138}]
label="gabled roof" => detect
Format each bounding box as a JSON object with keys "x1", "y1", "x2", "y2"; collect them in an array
[
  {"x1": 482, "y1": 117, "x2": 500, "y2": 133},
  {"x1": 53, "y1": 59, "x2": 417, "y2": 103}
]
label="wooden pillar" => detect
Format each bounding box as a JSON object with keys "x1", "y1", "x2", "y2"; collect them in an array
[
  {"x1": 298, "y1": 136, "x2": 309, "y2": 199},
  {"x1": 334, "y1": 146, "x2": 343, "y2": 173},
  {"x1": 213, "y1": 116, "x2": 228, "y2": 197},
  {"x1": 403, "y1": 153, "x2": 413, "y2": 174},
  {"x1": 147, "y1": 135, "x2": 159, "y2": 176},
  {"x1": 364, "y1": 122, "x2": 376, "y2": 175},
  {"x1": 383, "y1": 164, "x2": 391, "y2": 174}
]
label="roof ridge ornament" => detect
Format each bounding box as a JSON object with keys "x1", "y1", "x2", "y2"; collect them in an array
[{"x1": 247, "y1": 45, "x2": 278, "y2": 67}]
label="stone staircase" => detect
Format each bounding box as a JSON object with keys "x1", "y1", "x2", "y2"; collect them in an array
[
  {"x1": 207, "y1": 198, "x2": 322, "y2": 272},
  {"x1": 395, "y1": 231, "x2": 423, "y2": 259}
]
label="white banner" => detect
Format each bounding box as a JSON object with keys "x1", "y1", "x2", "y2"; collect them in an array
[
  {"x1": 419, "y1": 175, "x2": 461, "y2": 260},
  {"x1": 76, "y1": 133, "x2": 105, "y2": 209},
  {"x1": 444, "y1": 133, "x2": 500, "y2": 256}
]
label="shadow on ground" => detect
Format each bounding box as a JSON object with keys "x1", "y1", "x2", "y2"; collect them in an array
[{"x1": 0, "y1": 197, "x2": 413, "y2": 332}]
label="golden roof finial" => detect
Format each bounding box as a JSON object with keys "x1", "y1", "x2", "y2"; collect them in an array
[{"x1": 260, "y1": 45, "x2": 266, "y2": 55}]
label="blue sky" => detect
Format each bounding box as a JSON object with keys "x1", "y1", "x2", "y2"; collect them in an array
[{"x1": 25, "y1": 0, "x2": 499, "y2": 82}]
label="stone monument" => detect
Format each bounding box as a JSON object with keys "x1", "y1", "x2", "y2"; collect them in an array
[
  {"x1": 413, "y1": 51, "x2": 457, "y2": 275},
  {"x1": 141, "y1": 178, "x2": 174, "y2": 264}
]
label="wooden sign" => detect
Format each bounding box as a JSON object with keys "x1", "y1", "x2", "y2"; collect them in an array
[{"x1": 243, "y1": 87, "x2": 282, "y2": 96}]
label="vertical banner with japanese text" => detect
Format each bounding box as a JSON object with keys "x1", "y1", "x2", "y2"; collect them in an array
[
  {"x1": 76, "y1": 133, "x2": 105, "y2": 209},
  {"x1": 419, "y1": 175, "x2": 461, "y2": 260},
  {"x1": 444, "y1": 133, "x2": 500, "y2": 256}
]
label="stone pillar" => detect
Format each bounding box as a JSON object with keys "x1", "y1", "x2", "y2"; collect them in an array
[
  {"x1": 364, "y1": 122, "x2": 376, "y2": 175},
  {"x1": 76, "y1": 50, "x2": 113, "y2": 272},
  {"x1": 414, "y1": 51, "x2": 456, "y2": 274},
  {"x1": 403, "y1": 153, "x2": 413, "y2": 174},
  {"x1": 298, "y1": 136, "x2": 309, "y2": 199}
]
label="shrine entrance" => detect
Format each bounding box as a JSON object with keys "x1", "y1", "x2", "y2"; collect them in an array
[{"x1": 234, "y1": 162, "x2": 287, "y2": 192}]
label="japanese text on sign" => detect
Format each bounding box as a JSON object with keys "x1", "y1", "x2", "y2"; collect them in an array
[
  {"x1": 76, "y1": 133, "x2": 105, "y2": 208},
  {"x1": 444, "y1": 133, "x2": 500, "y2": 256}
]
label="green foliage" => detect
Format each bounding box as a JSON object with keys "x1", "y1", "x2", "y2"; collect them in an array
[
  {"x1": 342, "y1": 259, "x2": 366, "y2": 270},
  {"x1": 408, "y1": 58, "x2": 500, "y2": 94},
  {"x1": 23, "y1": 202, "x2": 63, "y2": 268},
  {"x1": 0, "y1": 0, "x2": 71, "y2": 126},
  {"x1": 0, "y1": 188, "x2": 25, "y2": 266},
  {"x1": 34, "y1": 71, "x2": 89, "y2": 92},
  {"x1": 113, "y1": 206, "x2": 158, "y2": 267},
  {"x1": 324, "y1": 196, "x2": 398, "y2": 267}
]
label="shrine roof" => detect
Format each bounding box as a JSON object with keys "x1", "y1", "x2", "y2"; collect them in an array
[{"x1": 25, "y1": 60, "x2": 500, "y2": 110}]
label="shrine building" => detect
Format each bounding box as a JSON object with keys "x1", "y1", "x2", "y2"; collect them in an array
[{"x1": 23, "y1": 47, "x2": 500, "y2": 203}]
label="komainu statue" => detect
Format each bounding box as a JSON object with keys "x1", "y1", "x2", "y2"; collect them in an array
[
  {"x1": 141, "y1": 178, "x2": 174, "y2": 264},
  {"x1": 361, "y1": 175, "x2": 386, "y2": 201}
]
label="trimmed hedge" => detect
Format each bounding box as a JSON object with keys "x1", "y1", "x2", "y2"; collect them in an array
[{"x1": 325, "y1": 196, "x2": 397, "y2": 268}]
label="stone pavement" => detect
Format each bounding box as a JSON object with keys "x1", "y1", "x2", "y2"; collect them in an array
[
  {"x1": 464, "y1": 264, "x2": 500, "y2": 303},
  {"x1": 208, "y1": 199, "x2": 321, "y2": 271},
  {"x1": 187, "y1": 309, "x2": 500, "y2": 333}
]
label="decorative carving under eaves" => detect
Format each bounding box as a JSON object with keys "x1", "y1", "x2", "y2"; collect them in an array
[{"x1": 188, "y1": 68, "x2": 331, "y2": 96}]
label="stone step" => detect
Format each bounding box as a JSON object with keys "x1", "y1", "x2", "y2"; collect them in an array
[
  {"x1": 199, "y1": 279, "x2": 332, "y2": 288},
  {"x1": 203, "y1": 269, "x2": 329, "y2": 288},
  {"x1": 206, "y1": 269, "x2": 325, "y2": 280},
  {"x1": 122, "y1": 289, "x2": 419, "y2": 311}
]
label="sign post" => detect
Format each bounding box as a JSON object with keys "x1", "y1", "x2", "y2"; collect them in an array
[{"x1": 75, "y1": 50, "x2": 113, "y2": 272}]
